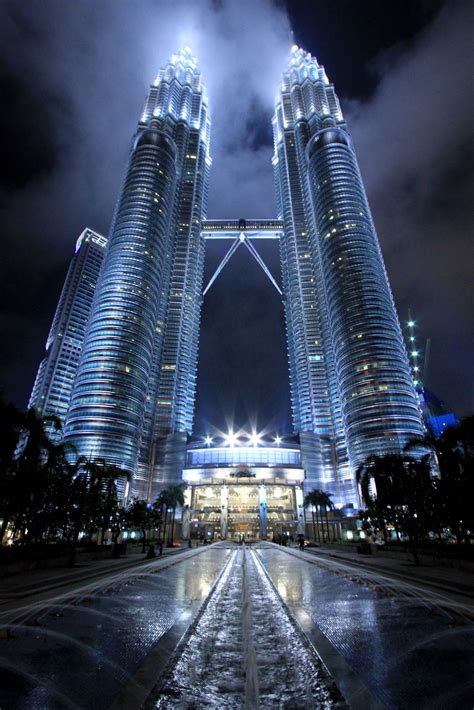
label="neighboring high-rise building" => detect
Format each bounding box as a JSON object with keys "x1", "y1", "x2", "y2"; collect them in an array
[
  {"x1": 273, "y1": 46, "x2": 425, "y2": 504},
  {"x1": 28, "y1": 228, "x2": 107, "y2": 441},
  {"x1": 63, "y1": 48, "x2": 211, "y2": 498}
]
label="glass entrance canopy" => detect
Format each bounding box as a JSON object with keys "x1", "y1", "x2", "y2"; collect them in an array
[
  {"x1": 183, "y1": 439, "x2": 305, "y2": 541},
  {"x1": 186, "y1": 444, "x2": 301, "y2": 468}
]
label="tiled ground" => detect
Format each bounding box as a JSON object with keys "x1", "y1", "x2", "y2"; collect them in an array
[
  {"x1": 258, "y1": 546, "x2": 474, "y2": 710},
  {"x1": 0, "y1": 547, "x2": 229, "y2": 709},
  {"x1": 1, "y1": 542, "x2": 472, "y2": 709}
]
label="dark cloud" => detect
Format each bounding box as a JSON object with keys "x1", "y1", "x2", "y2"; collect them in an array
[
  {"x1": 345, "y1": 0, "x2": 474, "y2": 415},
  {"x1": 0, "y1": 0, "x2": 471, "y2": 432}
]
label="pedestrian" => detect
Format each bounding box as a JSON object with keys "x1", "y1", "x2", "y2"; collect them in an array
[{"x1": 298, "y1": 534, "x2": 304, "y2": 551}]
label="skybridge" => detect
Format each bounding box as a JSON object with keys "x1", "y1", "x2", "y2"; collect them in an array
[{"x1": 201, "y1": 219, "x2": 284, "y2": 296}]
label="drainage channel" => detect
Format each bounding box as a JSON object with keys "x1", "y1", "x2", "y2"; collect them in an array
[{"x1": 146, "y1": 545, "x2": 346, "y2": 709}]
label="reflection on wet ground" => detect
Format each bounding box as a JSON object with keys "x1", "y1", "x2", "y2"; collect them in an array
[
  {"x1": 152, "y1": 547, "x2": 342, "y2": 709},
  {"x1": 258, "y1": 546, "x2": 474, "y2": 709},
  {"x1": 1, "y1": 542, "x2": 472, "y2": 709},
  {"x1": 0, "y1": 547, "x2": 229, "y2": 709}
]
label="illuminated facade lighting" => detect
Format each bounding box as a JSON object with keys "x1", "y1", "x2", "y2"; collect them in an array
[
  {"x1": 28, "y1": 229, "x2": 107, "y2": 442},
  {"x1": 63, "y1": 49, "x2": 211, "y2": 498},
  {"x1": 224, "y1": 431, "x2": 239, "y2": 448},
  {"x1": 53, "y1": 44, "x2": 424, "y2": 509},
  {"x1": 273, "y1": 47, "x2": 424, "y2": 505},
  {"x1": 249, "y1": 431, "x2": 262, "y2": 447}
]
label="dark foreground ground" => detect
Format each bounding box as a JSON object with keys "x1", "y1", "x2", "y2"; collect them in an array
[{"x1": 0, "y1": 541, "x2": 472, "y2": 709}]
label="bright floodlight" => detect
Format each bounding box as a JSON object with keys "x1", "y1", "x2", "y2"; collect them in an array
[
  {"x1": 204, "y1": 435, "x2": 213, "y2": 446},
  {"x1": 408, "y1": 320, "x2": 415, "y2": 327},
  {"x1": 225, "y1": 431, "x2": 239, "y2": 447},
  {"x1": 274, "y1": 435, "x2": 282, "y2": 446},
  {"x1": 249, "y1": 431, "x2": 262, "y2": 447}
]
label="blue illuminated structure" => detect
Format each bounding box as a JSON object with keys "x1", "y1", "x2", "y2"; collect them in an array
[
  {"x1": 28, "y1": 229, "x2": 107, "y2": 441},
  {"x1": 54, "y1": 45, "x2": 424, "y2": 507},
  {"x1": 64, "y1": 49, "x2": 211, "y2": 497},
  {"x1": 273, "y1": 47, "x2": 425, "y2": 504},
  {"x1": 183, "y1": 438, "x2": 305, "y2": 540},
  {"x1": 140, "y1": 49, "x2": 212, "y2": 497}
]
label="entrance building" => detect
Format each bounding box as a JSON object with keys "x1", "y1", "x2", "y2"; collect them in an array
[{"x1": 182, "y1": 439, "x2": 305, "y2": 541}]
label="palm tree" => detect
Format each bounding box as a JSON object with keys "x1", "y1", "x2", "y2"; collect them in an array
[
  {"x1": 12, "y1": 408, "x2": 63, "y2": 542},
  {"x1": 304, "y1": 490, "x2": 326, "y2": 543},
  {"x1": 166, "y1": 484, "x2": 185, "y2": 544},
  {"x1": 126, "y1": 498, "x2": 155, "y2": 552},
  {"x1": 64, "y1": 457, "x2": 128, "y2": 562},
  {"x1": 155, "y1": 485, "x2": 186, "y2": 546},
  {"x1": 156, "y1": 489, "x2": 173, "y2": 547},
  {"x1": 319, "y1": 491, "x2": 334, "y2": 541},
  {"x1": 356, "y1": 454, "x2": 402, "y2": 543},
  {"x1": 405, "y1": 416, "x2": 473, "y2": 543},
  {"x1": 357, "y1": 452, "x2": 436, "y2": 564},
  {"x1": 0, "y1": 398, "x2": 24, "y2": 542},
  {"x1": 304, "y1": 491, "x2": 318, "y2": 542}
]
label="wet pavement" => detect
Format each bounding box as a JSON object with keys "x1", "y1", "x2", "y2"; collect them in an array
[
  {"x1": 257, "y1": 545, "x2": 474, "y2": 710},
  {"x1": 150, "y1": 546, "x2": 343, "y2": 709},
  {"x1": 0, "y1": 546, "x2": 230, "y2": 709},
  {"x1": 0, "y1": 541, "x2": 472, "y2": 709}
]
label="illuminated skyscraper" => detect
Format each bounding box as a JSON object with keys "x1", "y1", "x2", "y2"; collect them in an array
[
  {"x1": 273, "y1": 47, "x2": 424, "y2": 504},
  {"x1": 136, "y1": 49, "x2": 211, "y2": 497},
  {"x1": 63, "y1": 49, "x2": 211, "y2": 496},
  {"x1": 55, "y1": 44, "x2": 423, "y2": 509},
  {"x1": 28, "y1": 228, "x2": 107, "y2": 441}
]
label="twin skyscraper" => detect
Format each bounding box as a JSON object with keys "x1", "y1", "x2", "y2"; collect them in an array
[{"x1": 31, "y1": 46, "x2": 424, "y2": 507}]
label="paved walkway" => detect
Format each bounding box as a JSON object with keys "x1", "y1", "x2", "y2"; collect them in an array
[
  {"x1": 258, "y1": 544, "x2": 474, "y2": 710},
  {"x1": 1, "y1": 542, "x2": 472, "y2": 709},
  {"x1": 303, "y1": 544, "x2": 474, "y2": 607},
  {"x1": 0, "y1": 544, "x2": 231, "y2": 709},
  {"x1": 0, "y1": 544, "x2": 194, "y2": 602}
]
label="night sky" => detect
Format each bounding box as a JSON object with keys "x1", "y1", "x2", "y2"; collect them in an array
[{"x1": 0, "y1": 0, "x2": 472, "y2": 439}]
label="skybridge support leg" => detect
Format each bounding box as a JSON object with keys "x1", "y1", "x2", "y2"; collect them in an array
[
  {"x1": 202, "y1": 238, "x2": 241, "y2": 296},
  {"x1": 243, "y1": 239, "x2": 282, "y2": 296}
]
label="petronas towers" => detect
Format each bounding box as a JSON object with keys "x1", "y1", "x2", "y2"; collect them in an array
[{"x1": 30, "y1": 46, "x2": 423, "y2": 506}]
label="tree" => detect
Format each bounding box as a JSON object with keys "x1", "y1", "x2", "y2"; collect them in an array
[
  {"x1": 166, "y1": 484, "x2": 185, "y2": 544},
  {"x1": 357, "y1": 452, "x2": 436, "y2": 564},
  {"x1": 405, "y1": 416, "x2": 474, "y2": 543},
  {"x1": 126, "y1": 498, "x2": 160, "y2": 552},
  {"x1": 304, "y1": 489, "x2": 331, "y2": 543},
  {"x1": 390, "y1": 456, "x2": 435, "y2": 565},
  {"x1": 6, "y1": 408, "x2": 64, "y2": 542},
  {"x1": 304, "y1": 491, "x2": 319, "y2": 542},
  {"x1": 156, "y1": 485, "x2": 185, "y2": 546},
  {"x1": 356, "y1": 454, "x2": 407, "y2": 543},
  {"x1": 0, "y1": 398, "x2": 25, "y2": 542},
  {"x1": 61, "y1": 457, "x2": 127, "y2": 562},
  {"x1": 319, "y1": 491, "x2": 334, "y2": 541}
]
